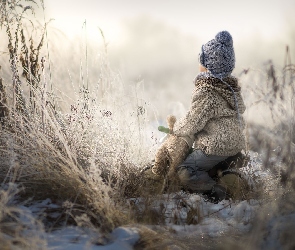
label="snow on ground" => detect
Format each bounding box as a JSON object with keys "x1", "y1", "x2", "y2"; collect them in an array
[
  {"x1": 15, "y1": 152, "x2": 277, "y2": 249},
  {"x1": 130, "y1": 151, "x2": 271, "y2": 236},
  {"x1": 260, "y1": 212, "x2": 295, "y2": 250},
  {"x1": 19, "y1": 196, "x2": 260, "y2": 249},
  {"x1": 131, "y1": 193, "x2": 260, "y2": 237},
  {"x1": 17, "y1": 199, "x2": 139, "y2": 250},
  {"x1": 47, "y1": 227, "x2": 139, "y2": 250}
]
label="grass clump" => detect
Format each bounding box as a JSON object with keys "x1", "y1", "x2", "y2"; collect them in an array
[
  {"x1": 0, "y1": 1, "x2": 295, "y2": 249},
  {"x1": 0, "y1": 183, "x2": 47, "y2": 250},
  {"x1": 0, "y1": 0, "x2": 155, "y2": 235}
]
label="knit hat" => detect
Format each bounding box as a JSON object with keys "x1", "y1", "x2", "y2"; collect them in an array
[{"x1": 199, "y1": 31, "x2": 235, "y2": 79}]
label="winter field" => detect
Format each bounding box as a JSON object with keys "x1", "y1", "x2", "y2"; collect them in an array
[{"x1": 1, "y1": 1, "x2": 295, "y2": 249}]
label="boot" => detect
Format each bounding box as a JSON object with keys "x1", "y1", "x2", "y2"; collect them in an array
[
  {"x1": 218, "y1": 170, "x2": 249, "y2": 200},
  {"x1": 203, "y1": 184, "x2": 227, "y2": 203},
  {"x1": 208, "y1": 152, "x2": 249, "y2": 180}
]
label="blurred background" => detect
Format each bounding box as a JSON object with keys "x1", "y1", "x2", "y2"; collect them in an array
[{"x1": 1, "y1": 0, "x2": 295, "y2": 123}]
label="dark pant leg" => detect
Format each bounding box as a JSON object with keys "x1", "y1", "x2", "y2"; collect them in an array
[{"x1": 177, "y1": 150, "x2": 228, "y2": 191}]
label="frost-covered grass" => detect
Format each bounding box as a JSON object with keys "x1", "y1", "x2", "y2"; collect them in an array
[
  {"x1": 0, "y1": 1, "x2": 295, "y2": 249},
  {"x1": 0, "y1": 184, "x2": 47, "y2": 249}
]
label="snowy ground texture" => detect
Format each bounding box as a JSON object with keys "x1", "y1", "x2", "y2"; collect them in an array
[
  {"x1": 47, "y1": 226, "x2": 139, "y2": 250},
  {"x1": 13, "y1": 198, "x2": 140, "y2": 250},
  {"x1": 9, "y1": 151, "x2": 284, "y2": 249},
  {"x1": 21, "y1": 196, "x2": 259, "y2": 249}
]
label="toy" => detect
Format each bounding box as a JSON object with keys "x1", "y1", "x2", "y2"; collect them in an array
[{"x1": 152, "y1": 115, "x2": 190, "y2": 179}]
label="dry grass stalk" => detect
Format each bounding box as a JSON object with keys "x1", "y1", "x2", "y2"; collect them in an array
[
  {"x1": 1, "y1": 2, "x2": 295, "y2": 249},
  {"x1": 0, "y1": 13, "x2": 154, "y2": 232},
  {"x1": 0, "y1": 183, "x2": 47, "y2": 250},
  {"x1": 0, "y1": 68, "x2": 9, "y2": 126}
]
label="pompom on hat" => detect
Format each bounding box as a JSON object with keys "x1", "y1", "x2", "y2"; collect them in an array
[{"x1": 199, "y1": 31, "x2": 235, "y2": 79}]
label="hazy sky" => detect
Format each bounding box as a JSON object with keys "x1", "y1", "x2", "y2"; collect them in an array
[
  {"x1": 44, "y1": 0, "x2": 295, "y2": 43},
  {"x1": 34, "y1": 0, "x2": 295, "y2": 123}
]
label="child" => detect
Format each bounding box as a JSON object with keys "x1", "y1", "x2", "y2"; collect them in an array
[{"x1": 152, "y1": 30, "x2": 246, "y2": 198}]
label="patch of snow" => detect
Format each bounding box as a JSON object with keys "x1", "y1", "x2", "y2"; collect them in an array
[
  {"x1": 110, "y1": 227, "x2": 140, "y2": 249},
  {"x1": 261, "y1": 212, "x2": 295, "y2": 250},
  {"x1": 133, "y1": 192, "x2": 260, "y2": 237},
  {"x1": 10, "y1": 151, "x2": 282, "y2": 248},
  {"x1": 47, "y1": 226, "x2": 139, "y2": 250},
  {"x1": 17, "y1": 199, "x2": 140, "y2": 250}
]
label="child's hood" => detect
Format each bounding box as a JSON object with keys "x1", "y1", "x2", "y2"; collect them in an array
[{"x1": 194, "y1": 72, "x2": 246, "y2": 114}]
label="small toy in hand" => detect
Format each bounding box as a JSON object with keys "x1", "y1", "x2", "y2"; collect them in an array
[
  {"x1": 158, "y1": 114, "x2": 176, "y2": 135},
  {"x1": 152, "y1": 115, "x2": 190, "y2": 178}
]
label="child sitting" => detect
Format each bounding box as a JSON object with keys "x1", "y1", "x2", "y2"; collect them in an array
[{"x1": 152, "y1": 31, "x2": 247, "y2": 200}]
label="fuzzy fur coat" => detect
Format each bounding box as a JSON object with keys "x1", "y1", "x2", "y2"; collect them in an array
[
  {"x1": 173, "y1": 73, "x2": 246, "y2": 156},
  {"x1": 151, "y1": 73, "x2": 246, "y2": 177}
]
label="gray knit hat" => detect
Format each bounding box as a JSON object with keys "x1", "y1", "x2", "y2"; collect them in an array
[{"x1": 199, "y1": 31, "x2": 235, "y2": 79}]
